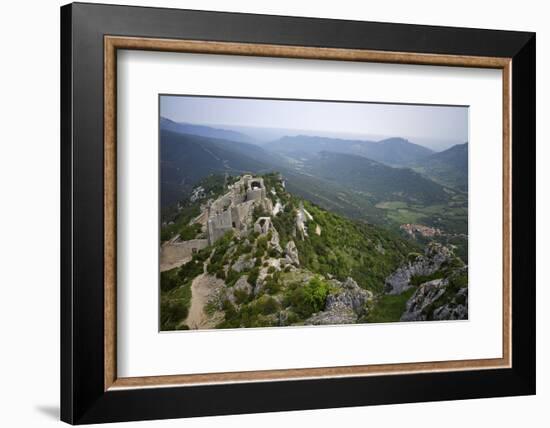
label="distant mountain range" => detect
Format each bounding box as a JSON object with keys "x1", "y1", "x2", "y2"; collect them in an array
[
  {"x1": 302, "y1": 151, "x2": 449, "y2": 205},
  {"x1": 160, "y1": 129, "x2": 274, "y2": 206},
  {"x1": 160, "y1": 117, "x2": 254, "y2": 144},
  {"x1": 159, "y1": 118, "x2": 468, "y2": 219},
  {"x1": 266, "y1": 135, "x2": 434, "y2": 166}
]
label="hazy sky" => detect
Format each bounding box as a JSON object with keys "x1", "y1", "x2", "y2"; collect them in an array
[{"x1": 160, "y1": 95, "x2": 468, "y2": 148}]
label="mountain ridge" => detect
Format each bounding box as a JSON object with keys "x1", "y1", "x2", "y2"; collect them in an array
[
  {"x1": 160, "y1": 117, "x2": 255, "y2": 144},
  {"x1": 301, "y1": 150, "x2": 449, "y2": 205},
  {"x1": 267, "y1": 134, "x2": 435, "y2": 166},
  {"x1": 410, "y1": 142, "x2": 468, "y2": 191}
]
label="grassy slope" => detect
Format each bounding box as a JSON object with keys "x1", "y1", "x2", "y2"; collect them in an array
[
  {"x1": 262, "y1": 173, "x2": 419, "y2": 293},
  {"x1": 366, "y1": 287, "x2": 416, "y2": 323},
  {"x1": 295, "y1": 201, "x2": 418, "y2": 292}
]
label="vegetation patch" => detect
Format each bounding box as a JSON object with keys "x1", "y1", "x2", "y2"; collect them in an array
[
  {"x1": 410, "y1": 270, "x2": 446, "y2": 287},
  {"x1": 284, "y1": 277, "x2": 331, "y2": 318},
  {"x1": 294, "y1": 200, "x2": 418, "y2": 292},
  {"x1": 160, "y1": 269, "x2": 193, "y2": 330},
  {"x1": 366, "y1": 287, "x2": 416, "y2": 323}
]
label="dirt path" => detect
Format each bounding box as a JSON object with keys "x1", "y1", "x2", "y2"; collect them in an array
[{"x1": 184, "y1": 273, "x2": 224, "y2": 330}]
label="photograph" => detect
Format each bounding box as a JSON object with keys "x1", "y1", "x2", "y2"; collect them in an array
[{"x1": 159, "y1": 95, "x2": 469, "y2": 331}]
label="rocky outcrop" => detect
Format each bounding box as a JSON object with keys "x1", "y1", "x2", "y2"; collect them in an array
[
  {"x1": 295, "y1": 203, "x2": 313, "y2": 238},
  {"x1": 432, "y1": 288, "x2": 468, "y2": 320},
  {"x1": 400, "y1": 273, "x2": 468, "y2": 322},
  {"x1": 226, "y1": 276, "x2": 253, "y2": 305},
  {"x1": 384, "y1": 243, "x2": 453, "y2": 295},
  {"x1": 400, "y1": 278, "x2": 447, "y2": 321},
  {"x1": 326, "y1": 278, "x2": 373, "y2": 314},
  {"x1": 231, "y1": 255, "x2": 256, "y2": 273},
  {"x1": 285, "y1": 240, "x2": 300, "y2": 266},
  {"x1": 269, "y1": 227, "x2": 283, "y2": 254},
  {"x1": 306, "y1": 303, "x2": 357, "y2": 325},
  {"x1": 305, "y1": 277, "x2": 373, "y2": 325}
]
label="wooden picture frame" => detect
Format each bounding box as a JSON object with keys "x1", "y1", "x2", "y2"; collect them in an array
[{"x1": 61, "y1": 2, "x2": 535, "y2": 424}]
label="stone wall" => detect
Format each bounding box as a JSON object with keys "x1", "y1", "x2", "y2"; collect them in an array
[
  {"x1": 207, "y1": 209, "x2": 233, "y2": 245},
  {"x1": 160, "y1": 239, "x2": 208, "y2": 272},
  {"x1": 246, "y1": 187, "x2": 264, "y2": 202}
]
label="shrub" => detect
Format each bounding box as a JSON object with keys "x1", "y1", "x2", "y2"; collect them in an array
[
  {"x1": 256, "y1": 236, "x2": 268, "y2": 251},
  {"x1": 221, "y1": 299, "x2": 238, "y2": 321},
  {"x1": 264, "y1": 275, "x2": 282, "y2": 295},
  {"x1": 179, "y1": 223, "x2": 202, "y2": 240},
  {"x1": 441, "y1": 257, "x2": 464, "y2": 270},
  {"x1": 234, "y1": 288, "x2": 250, "y2": 305},
  {"x1": 286, "y1": 277, "x2": 330, "y2": 318},
  {"x1": 160, "y1": 297, "x2": 189, "y2": 330},
  {"x1": 225, "y1": 269, "x2": 242, "y2": 287},
  {"x1": 256, "y1": 296, "x2": 280, "y2": 315},
  {"x1": 160, "y1": 228, "x2": 172, "y2": 242},
  {"x1": 215, "y1": 268, "x2": 226, "y2": 280},
  {"x1": 177, "y1": 258, "x2": 203, "y2": 283},
  {"x1": 248, "y1": 267, "x2": 260, "y2": 286},
  {"x1": 160, "y1": 270, "x2": 179, "y2": 292},
  {"x1": 252, "y1": 206, "x2": 270, "y2": 222}
]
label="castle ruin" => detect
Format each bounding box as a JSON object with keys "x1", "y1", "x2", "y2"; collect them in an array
[{"x1": 207, "y1": 175, "x2": 272, "y2": 245}]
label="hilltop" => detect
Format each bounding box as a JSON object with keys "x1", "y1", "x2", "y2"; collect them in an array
[
  {"x1": 410, "y1": 143, "x2": 468, "y2": 191},
  {"x1": 160, "y1": 173, "x2": 467, "y2": 330}
]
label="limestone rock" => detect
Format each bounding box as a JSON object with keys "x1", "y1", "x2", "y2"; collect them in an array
[
  {"x1": 432, "y1": 288, "x2": 468, "y2": 320},
  {"x1": 305, "y1": 277, "x2": 373, "y2": 326},
  {"x1": 306, "y1": 303, "x2": 357, "y2": 325},
  {"x1": 384, "y1": 242, "x2": 453, "y2": 295},
  {"x1": 325, "y1": 277, "x2": 373, "y2": 315},
  {"x1": 400, "y1": 278, "x2": 468, "y2": 322},
  {"x1": 226, "y1": 276, "x2": 252, "y2": 305},
  {"x1": 400, "y1": 278, "x2": 447, "y2": 321},
  {"x1": 234, "y1": 276, "x2": 252, "y2": 293},
  {"x1": 285, "y1": 240, "x2": 300, "y2": 266},
  {"x1": 231, "y1": 255, "x2": 256, "y2": 273},
  {"x1": 270, "y1": 228, "x2": 283, "y2": 254}
]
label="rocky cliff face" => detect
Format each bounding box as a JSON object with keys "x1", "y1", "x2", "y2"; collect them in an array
[
  {"x1": 306, "y1": 278, "x2": 373, "y2": 325},
  {"x1": 384, "y1": 243, "x2": 454, "y2": 295},
  {"x1": 400, "y1": 269, "x2": 468, "y2": 321},
  {"x1": 382, "y1": 242, "x2": 468, "y2": 322}
]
